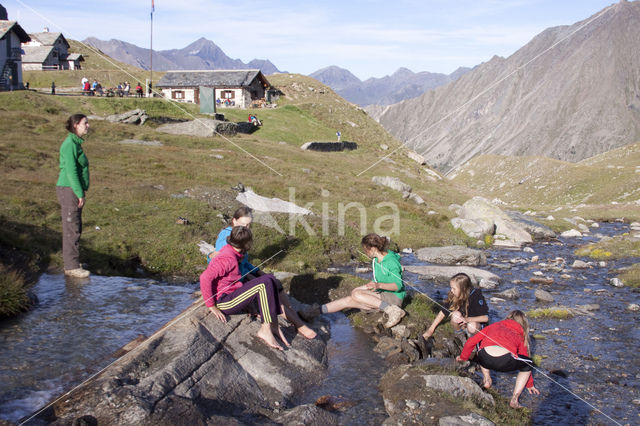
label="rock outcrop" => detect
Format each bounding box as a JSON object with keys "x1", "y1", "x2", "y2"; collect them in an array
[
  {"x1": 156, "y1": 119, "x2": 237, "y2": 137},
  {"x1": 106, "y1": 109, "x2": 148, "y2": 125},
  {"x1": 452, "y1": 197, "x2": 533, "y2": 247},
  {"x1": 404, "y1": 265, "x2": 501, "y2": 286},
  {"x1": 416, "y1": 246, "x2": 487, "y2": 266},
  {"x1": 32, "y1": 301, "x2": 329, "y2": 425}
]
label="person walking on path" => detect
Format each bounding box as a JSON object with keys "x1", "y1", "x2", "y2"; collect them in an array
[
  {"x1": 200, "y1": 226, "x2": 288, "y2": 350},
  {"x1": 56, "y1": 114, "x2": 90, "y2": 278},
  {"x1": 300, "y1": 233, "x2": 406, "y2": 329},
  {"x1": 456, "y1": 310, "x2": 540, "y2": 408}
]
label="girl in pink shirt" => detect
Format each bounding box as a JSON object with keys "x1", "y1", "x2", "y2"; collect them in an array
[{"x1": 200, "y1": 226, "x2": 288, "y2": 350}]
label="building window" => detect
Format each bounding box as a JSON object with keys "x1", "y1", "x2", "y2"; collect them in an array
[
  {"x1": 221, "y1": 90, "x2": 235, "y2": 99},
  {"x1": 172, "y1": 90, "x2": 185, "y2": 99}
]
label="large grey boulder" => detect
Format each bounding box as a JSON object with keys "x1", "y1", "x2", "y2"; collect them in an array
[
  {"x1": 237, "y1": 189, "x2": 313, "y2": 215},
  {"x1": 404, "y1": 265, "x2": 501, "y2": 285},
  {"x1": 439, "y1": 413, "x2": 495, "y2": 426},
  {"x1": 506, "y1": 211, "x2": 556, "y2": 239},
  {"x1": 451, "y1": 217, "x2": 495, "y2": 239},
  {"x1": 106, "y1": 109, "x2": 148, "y2": 125},
  {"x1": 372, "y1": 176, "x2": 412, "y2": 193},
  {"x1": 423, "y1": 375, "x2": 494, "y2": 407},
  {"x1": 32, "y1": 301, "x2": 329, "y2": 424},
  {"x1": 416, "y1": 246, "x2": 487, "y2": 266},
  {"x1": 275, "y1": 403, "x2": 339, "y2": 425},
  {"x1": 156, "y1": 118, "x2": 237, "y2": 137},
  {"x1": 457, "y1": 197, "x2": 533, "y2": 247}
]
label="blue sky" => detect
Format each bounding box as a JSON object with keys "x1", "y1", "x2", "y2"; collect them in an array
[{"x1": 5, "y1": 0, "x2": 618, "y2": 80}]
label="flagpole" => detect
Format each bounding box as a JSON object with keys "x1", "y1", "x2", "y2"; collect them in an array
[{"x1": 149, "y1": 2, "x2": 153, "y2": 97}]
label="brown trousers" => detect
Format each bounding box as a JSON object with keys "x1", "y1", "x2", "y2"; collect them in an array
[{"x1": 56, "y1": 186, "x2": 83, "y2": 270}]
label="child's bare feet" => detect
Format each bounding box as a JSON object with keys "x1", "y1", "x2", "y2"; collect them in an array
[
  {"x1": 256, "y1": 326, "x2": 283, "y2": 350},
  {"x1": 272, "y1": 323, "x2": 291, "y2": 347},
  {"x1": 297, "y1": 324, "x2": 317, "y2": 339},
  {"x1": 482, "y1": 377, "x2": 492, "y2": 389}
]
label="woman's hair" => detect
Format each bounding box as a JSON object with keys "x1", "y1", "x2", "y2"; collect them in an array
[
  {"x1": 65, "y1": 114, "x2": 87, "y2": 133},
  {"x1": 227, "y1": 226, "x2": 253, "y2": 253},
  {"x1": 233, "y1": 206, "x2": 253, "y2": 221},
  {"x1": 507, "y1": 310, "x2": 530, "y2": 349},
  {"x1": 446, "y1": 273, "x2": 473, "y2": 314},
  {"x1": 361, "y1": 233, "x2": 389, "y2": 252}
]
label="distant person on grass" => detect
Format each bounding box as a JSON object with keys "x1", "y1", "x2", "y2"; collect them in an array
[
  {"x1": 207, "y1": 207, "x2": 316, "y2": 340},
  {"x1": 56, "y1": 114, "x2": 90, "y2": 278},
  {"x1": 456, "y1": 310, "x2": 540, "y2": 408},
  {"x1": 300, "y1": 233, "x2": 406, "y2": 329},
  {"x1": 200, "y1": 226, "x2": 289, "y2": 350}
]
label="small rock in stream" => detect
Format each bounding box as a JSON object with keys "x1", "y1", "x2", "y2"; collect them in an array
[
  {"x1": 571, "y1": 260, "x2": 591, "y2": 269},
  {"x1": 535, "y1": 289, "x2": 554, "y2": 303},
  {"x1": 609, "y1": 278, "x2": 624, "y2": 288},
  {"x1": 495, "y1": 287, "x2": 519, "y2": 300},
  {"x1": 627, "y1": 303, "x2": 640, "y2": 312}
]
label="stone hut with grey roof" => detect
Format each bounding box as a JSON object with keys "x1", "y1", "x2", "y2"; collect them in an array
[
  {"x1": 156, "y1": 69, "x2": 277, "y2": 108},
  {"x1": 21, "y1": 29, "x2": 83, "y2": 70}
]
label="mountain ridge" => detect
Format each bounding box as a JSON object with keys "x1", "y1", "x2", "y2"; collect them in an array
[
  {"x1": 83, "y1": 37, "x2": 281, "y2": 75},
  {"x1": 373, "y1": 0, "x2": 640, "y2": 173}
]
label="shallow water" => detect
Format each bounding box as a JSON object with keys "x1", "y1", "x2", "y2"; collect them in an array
[
  {"x1": 404, "y1": 221, "x2": 640, "y2": 425},
  {"x1": 0, "y1": 274, "x2": 197, "y2": 423},
  {"x1": 293, "y1": 313, "x2": 389, "y2": 425}
]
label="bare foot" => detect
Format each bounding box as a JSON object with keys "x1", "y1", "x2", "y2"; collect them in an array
[
  {"x1": 273, "y1": 323, "x2": 291, "y2": 347},
  {"x1": 482, "y1": 377, "x2": 492, "y2": 389},
  {"x1": 509, "y1": 398, "x2": 522, "y2": 409},
  {"x1": 256, "y1": 327, "x2": 283, "y2": 350},
  {"x1": 297, "y1": 325, "x2": 317, "y2": 339}
]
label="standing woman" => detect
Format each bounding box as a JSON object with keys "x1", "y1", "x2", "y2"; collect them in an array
[{"x1": 56, "y1": 114, "x2": 90, "y2": 278}]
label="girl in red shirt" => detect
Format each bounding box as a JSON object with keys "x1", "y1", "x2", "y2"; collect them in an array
[{"x1": 456, "y1": 310, "x2": 540, "y2": 408}]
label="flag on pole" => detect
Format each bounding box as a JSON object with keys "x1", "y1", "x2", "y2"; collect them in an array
[{"x1": 151, "y1": 0, "x2": 155, "y2": 13}]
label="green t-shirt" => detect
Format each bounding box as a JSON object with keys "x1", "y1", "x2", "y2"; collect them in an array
[
  {"x1": 56, "y1": 132, "x2": 89, "y2": 198},
  {"x1": 372, "y1": 250, "x2": 405, "y2": 301}
]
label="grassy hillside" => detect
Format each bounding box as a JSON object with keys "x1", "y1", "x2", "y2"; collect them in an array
[
  {"x1": 0, "y1": 74, "x2": 475, "y2": 315},
  {"x1": 449, "y1": 143, "x2": 640, "y2": 223},
  {"x1": 22, "y1": 40, "x2": 161, "y2": 90}
]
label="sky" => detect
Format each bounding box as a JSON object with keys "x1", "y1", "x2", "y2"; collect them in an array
[{"x1": 4, "y1": 0, "x2": 619, "y2": 80}]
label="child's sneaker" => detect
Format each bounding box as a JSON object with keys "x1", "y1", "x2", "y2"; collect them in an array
[{"x1": 383, "y1": 305, "x2": 406, "y2": 328}]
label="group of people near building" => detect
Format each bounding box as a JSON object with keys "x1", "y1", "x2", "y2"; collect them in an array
[
  {"x1": 79, "y1": 77, "x2": 141, "y2": 97},
  {"x1": 55, "y1": 113, "x2": 540, "y2": 410}
]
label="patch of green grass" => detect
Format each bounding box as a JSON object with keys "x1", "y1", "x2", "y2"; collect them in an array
[
  {"x1": 527, "y1": 308, "x2": 572, "y2": 319},
  {"x1": 0, "y1": 268, "x2": 29, "y2": 317},
  {"x1": 576, "y1": 237, "x2": 640, "y2": 259},
  {"x1": 618, "y1": 263, "x2": 640, "y2": 287}
]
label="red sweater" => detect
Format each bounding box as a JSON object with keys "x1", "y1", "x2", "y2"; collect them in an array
[
  {"x1": 199, "y1": 244, "x2": 244, "y2": 307},
  {"x1": 460, "y1": 319, "x2": 534, "y2": 388}
]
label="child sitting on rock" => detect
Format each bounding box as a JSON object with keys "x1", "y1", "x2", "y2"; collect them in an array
[
  {"x1": 300, "y1": 233, "x2": 406, "y2": 328},
  {"x1": 422, "y1": 272, "x2": 489, "y2": 344},
  {"x1": 456, "y1": 310, "x2": 540, "y2": 408},
  {"x1": 200, "y1": 226, "x2": 288, "y2": 350}
]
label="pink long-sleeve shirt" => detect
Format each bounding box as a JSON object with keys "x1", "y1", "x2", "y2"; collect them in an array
[{"x1": 199, "y1": 244, "x2": 244, "y2": 307}]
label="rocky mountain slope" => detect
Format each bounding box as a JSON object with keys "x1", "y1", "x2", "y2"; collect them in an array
[
  {"x1": 311, "y1": 65, "x2": 470, "y2": 106},
  {"x1": 83, "y1": 37, "x2": 280, "y2": 74},
  {"x1": 374, "y1": 0, "x2": 640, "y2": 173}
]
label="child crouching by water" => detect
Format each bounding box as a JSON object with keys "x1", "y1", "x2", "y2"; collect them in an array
[
  {"x1": 200, "y1": 226, "x2": 288, "y2": 350},
  {"x1": 456, "y1": 310, "x2": 540, "y2": 408}
]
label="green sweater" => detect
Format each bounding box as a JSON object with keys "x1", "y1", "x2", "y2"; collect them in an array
[
  {"x1": 56, "y1": 132, "x2": 89, "y2": 198},
  {"x1": 372, "y1": 251, "x2": 405, "y2": 301}
]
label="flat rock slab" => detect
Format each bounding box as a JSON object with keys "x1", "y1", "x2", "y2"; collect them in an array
[
  {"x1": 300, "y1": 141, "x2": 358, "y2": 151},
  {"x1": 236, "y1": 189, "x2": 313, "y2": 215},
  {"x1": 404, "y1": 265, "x2": 501, "y2": 285},
  {"x1": 32, "y1": 300, "x2": 329, "y2": 425},
  {"x1": 156, "y1": 119, "x2": 237, "y2": 137},
  {"x1": 416, "y1": 246, "x2": 487, "y2": 266}
]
